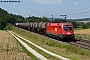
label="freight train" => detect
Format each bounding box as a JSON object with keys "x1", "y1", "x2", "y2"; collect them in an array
[{"x1": 15, "y1": 22, "x2": 74, "y2": 40}]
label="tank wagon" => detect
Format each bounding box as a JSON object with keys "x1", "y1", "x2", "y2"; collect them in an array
[{"x1": 15, "y1": 22, "x2": 74, "y2": 40}]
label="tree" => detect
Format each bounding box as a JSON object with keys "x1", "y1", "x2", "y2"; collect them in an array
[
  {"x1": 25, "y1": 16, "x2": 50, "y2": 22},
  {"x1": 4, "y1": 23, "x2": 13, "y2": 30},
  {"x1": 25, "y1": 16, "x2": 40, "y2": 22},
  {"x1": 0, "y1": 8, "x2": 25, "y2": 30},
  {"x1": 86, "y1": 22, "x2": 90, "y2": 28},
  {"x1": 37, "y1": 17, "x2": 50, "y2": 22}
]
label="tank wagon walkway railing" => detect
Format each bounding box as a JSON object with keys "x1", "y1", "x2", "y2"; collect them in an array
[{"x1": 9, "y1": 31, "x2": 70, "y2": 60}]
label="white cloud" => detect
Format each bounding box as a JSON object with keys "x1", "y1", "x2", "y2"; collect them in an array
[
  {"x1": 60, "y1": 2, "x2": 66, "y2": 6},
  {"x1": 25, "y1": 0, "x2": 63, "y2": 4},
  {"x1": 74, "y1": 2, "x2": 78, "y2": 5}
]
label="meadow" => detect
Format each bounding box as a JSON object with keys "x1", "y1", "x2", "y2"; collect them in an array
[
  {"x1": 0, "y1": 31, "x2": 31, "y2": 60},
  {"x1": 75, "y1": 29, "x2": 90, "y2": 40}
]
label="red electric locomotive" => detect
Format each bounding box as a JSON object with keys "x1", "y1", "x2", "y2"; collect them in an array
[{"x1": 46, "y1": 22, "x2": 74, "y2": 40}]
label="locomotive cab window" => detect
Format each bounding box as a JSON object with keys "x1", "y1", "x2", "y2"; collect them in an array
[{"x1": 63, "y1": 25, "x2": 72, "y2": 31}]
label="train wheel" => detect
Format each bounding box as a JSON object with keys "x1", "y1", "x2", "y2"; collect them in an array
[{"x1": 56, "y1": 36, "x2": 61, "y2": 40}]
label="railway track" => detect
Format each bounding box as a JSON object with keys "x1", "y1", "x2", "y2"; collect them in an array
[{"x1": 69, "y1": 38, "x2": 90, "y2": 50}]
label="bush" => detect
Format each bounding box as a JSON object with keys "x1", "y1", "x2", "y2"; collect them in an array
[{"x1": 4, "y1": 23, "x2": 13, "y2": 30}]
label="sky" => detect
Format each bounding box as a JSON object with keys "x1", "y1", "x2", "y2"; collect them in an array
[{"x1": 0, "y1": 0, "x2": 90, "y2": 19}]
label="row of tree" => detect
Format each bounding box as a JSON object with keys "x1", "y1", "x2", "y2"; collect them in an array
[
  {"x1": 0, "y1": 8, "x2": 24, "y2": 29},
  {"x1": 0, "y1": 8, "x2": 90, "y2": 30},
  {"x1": 78, "y1": 22, "x2": 90, "y2": 29},
  {"x1": 25, "y1": 16, "x2": 50, "y2": 22}
]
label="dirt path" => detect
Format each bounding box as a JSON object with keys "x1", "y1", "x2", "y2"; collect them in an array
[{"x1": 9, "y1": 31, "x2": 48, "y2": 60}]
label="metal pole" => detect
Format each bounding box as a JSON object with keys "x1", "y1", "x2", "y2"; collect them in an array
[{"x1": 52, "y1": 14, "x2": 53, "y2": 21}]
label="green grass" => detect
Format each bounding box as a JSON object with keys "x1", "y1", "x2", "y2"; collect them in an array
[
  {"x1": 12, "y1": 27, "x2": 90, "y2": 60},
  {"x1": 74, "y1": 28, "x2": 83, "y2": 30},
  {"x1": 20, "y1": 38, "x2": 61, "y2": 60},
  {"x1": 75, "y1": 34, "x2": 90, "y2": 40}
]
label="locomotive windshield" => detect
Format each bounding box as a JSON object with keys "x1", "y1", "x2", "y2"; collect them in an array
[{"x1": 63, "y1": 25, "x2": 72, "y2": 31}]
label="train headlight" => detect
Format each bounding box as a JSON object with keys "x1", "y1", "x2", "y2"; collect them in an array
[{"x1": 67, "y1": 32, "x2": 70, "y2": 34}]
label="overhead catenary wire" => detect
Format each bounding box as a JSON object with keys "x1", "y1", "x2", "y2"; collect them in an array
[
  {"x1": 65, "y1": 6, "x2": 90, "y2": 14},
  {"x1": 44, "y1": 6, "x2": 90, "y2": 18},
  {"x1": 63, "y1": 6, "x2": 90, "y2": 17},
  {"x1": 67, "y1": 11, "x2": 90, "y2": 16}
]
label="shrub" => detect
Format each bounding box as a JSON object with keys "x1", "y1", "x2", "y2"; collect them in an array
[{"x1": 4, "y1": 23, "x2": 13, "y2": 30}]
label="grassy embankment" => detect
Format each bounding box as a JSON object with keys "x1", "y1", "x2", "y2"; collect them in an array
[{"x1": 12, "y1": 27, "x2": 90, "y2": 60}]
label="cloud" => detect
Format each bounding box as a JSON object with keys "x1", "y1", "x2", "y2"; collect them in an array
[
  {"x1": 86, "y1": 2, "x2": 90, "y2": 6},
  {"x1": 25, "y1": 0, "x2": 63, "y2": 4},
  {"x1": 74, "y1": 2, "x2": 79, "y2": 5}
]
